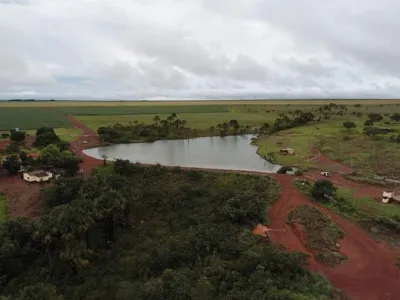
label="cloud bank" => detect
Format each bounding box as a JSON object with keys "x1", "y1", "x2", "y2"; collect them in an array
[{"x1": 1, "y1": 0, "x2": 399, "y2": 100}]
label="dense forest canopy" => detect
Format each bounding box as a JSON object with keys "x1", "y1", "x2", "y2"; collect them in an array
[{"x1": 0, "y1": 161, "x2": 345, "y2": 299}]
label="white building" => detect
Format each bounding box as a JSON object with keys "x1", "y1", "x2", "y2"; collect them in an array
[
  {"x1": 23, "y1": 170, "x2": 53, "y2": 183},
  {"x1": 382, "y1": 191, "x2": 400, "y2": 204}
]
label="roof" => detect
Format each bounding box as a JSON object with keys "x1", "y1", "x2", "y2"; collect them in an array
[{"x1": 25, "y1": 170, "x2": 50, "y2": 178}]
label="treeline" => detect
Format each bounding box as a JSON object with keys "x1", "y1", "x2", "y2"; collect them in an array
[
  {"x1": 0, "y1": 162, "x2": 344, "y2": 299},
  {"x1": 98, "y1": 113, "x2": 253, "y2": 143}
]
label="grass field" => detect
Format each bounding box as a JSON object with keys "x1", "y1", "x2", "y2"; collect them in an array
[
  {"x1": 256, "y1": 109, "x2": 400, "y2": 176},
  {"x1": 24, "y1": 128, "x2": 82, "y2": 142}
]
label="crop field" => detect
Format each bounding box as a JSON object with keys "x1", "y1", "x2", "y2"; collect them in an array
[
  {"x1": 55, "y1": 105, "x2": 229, "y2": 115},
  {"x1": 0, "y1": 108, "x2": 70, "y2": 130}
]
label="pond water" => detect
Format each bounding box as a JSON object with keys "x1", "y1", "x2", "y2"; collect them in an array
[{"x1": 83, "y1": 135, "x2": 282, "y2": 173}]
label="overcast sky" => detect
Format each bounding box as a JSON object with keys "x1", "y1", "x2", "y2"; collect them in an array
[{"x1": 1, "y1": 0, "x2": 400, "y2": 100}]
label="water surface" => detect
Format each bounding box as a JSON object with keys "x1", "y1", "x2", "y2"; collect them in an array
[{"x1": 84, "y1": 135, "x2": 281, "y2": 173}]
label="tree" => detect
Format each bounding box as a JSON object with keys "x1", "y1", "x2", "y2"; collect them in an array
[
  {"x1": 17, "y1": 283, "x2": 63, "y2": 300},
  {"x1": 390, "y1": 113, "x2": 400, "y2": 122},
  {"x1": 367, "y1": 113, "x2": 383, "y2": 122},
  {"x1": 102, "y1": 154, "x2": 108, "y2": 166},
  {"x1": 33, "y1": 131, "x2": 60, "y2": 148},
  {"x1": 153, "y1": 115, "x2": 161, "y2": 126},
  {"x1": 5, "y1": 142, "x2": 21, "y2": 154},
  {"x1": 2, "y1": 154, "x2": 21, "y2": 174},
  {"x1": 264, "y1": 152, "x2": 276, "y2": 163},
  {"x1": 36, "y1": 127, "x2": 55, "y2": 136},
  {"x1": 39, "y1": 144, "x2": 61, "y2": 166},
  {"x1": 10, "y1": 130, "x2": 25, "y2": 143},
  {"x1": 342, "y1": 121, "x2": 356, "y2": 130},
  {"x1": 364, "y1": 119, "x2": 374, "y2": 126},
  {"x1": 311, "y1": 180, "x2": 337, "y2": 201}
]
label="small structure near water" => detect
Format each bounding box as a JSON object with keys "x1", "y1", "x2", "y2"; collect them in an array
[
  {"x1": 23, "y1": 170, "x2": 53, "y2": 183},
  {"x1": 280, "y1": 148, "x2": 294, "y2": 155},
  {"x1": 382, "y1": 191, "x2": 400, "y2": 204}
]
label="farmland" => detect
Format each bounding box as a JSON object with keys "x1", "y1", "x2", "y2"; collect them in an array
[
  {"x1": 2, "y1": 100, "x2": 400, "y2": 179},
  {"x1": 0, "y1": 108, "x2": 70, "y2": 130}
]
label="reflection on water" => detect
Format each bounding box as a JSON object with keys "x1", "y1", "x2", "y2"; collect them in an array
[{"x1": 83, "y1": 135, "x2": 281, "y2": 173}]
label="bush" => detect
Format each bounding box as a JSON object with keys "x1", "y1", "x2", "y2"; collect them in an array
[
  {"x1": 277, "y1": 166, "x2": 293, "y2": 174},
  {"x1": 311, "y1": 180, "x2": 337, "y2": 201}
]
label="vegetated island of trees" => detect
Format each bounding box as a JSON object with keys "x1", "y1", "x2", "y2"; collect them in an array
[{"x1": 0, "y1": 161, "x2": 346, "y2": 299}]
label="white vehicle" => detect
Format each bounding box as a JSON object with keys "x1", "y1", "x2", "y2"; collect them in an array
[{"x1": 321, "y1": 171, "x2": 330, "y2": 177}]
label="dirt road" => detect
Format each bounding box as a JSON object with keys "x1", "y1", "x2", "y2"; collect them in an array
[
  {"x1": 64, "y1": 115, "x2": 102, "y2": 174},
  {"x1": 269, "y1": 175, "x2": 400, "y2": 300}
]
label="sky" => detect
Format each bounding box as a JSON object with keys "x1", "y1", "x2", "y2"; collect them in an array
[{"x1": 1, "y1": 0, "x2": 400, "y2": 100}]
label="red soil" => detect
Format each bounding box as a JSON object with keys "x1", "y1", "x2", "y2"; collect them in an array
[
  {"x1": 269, "y1": 175, "x2": 400, "y2": 300},
  {"x1": 0, "y1": 174, "x2": 47, "y2": 218},
  {"x1": 64, "y1": 115, "x2": 102, "y2": 174},
  {"x1": 309, "y1": 147, "x2": 353, "y2": 173}
]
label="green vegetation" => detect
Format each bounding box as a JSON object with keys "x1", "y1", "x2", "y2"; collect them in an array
[
  {"x1": 97, "y1": 113, "x2": 253, "y2": 143},
  {"x1": 76, "y1": 112, "x2": 274, "y2": 132},
  {"x1": 0, "y1": 195, "x2": 6, "y2": 222},
  {"x1": 294, "y1": 180, "x2": 400, "y2": 246},
  {"x1": 287, "y1": 205, "x2": 346, "y2": 266},
  {"x1": 57, "y1": 105, "x2": 230, "y2": 115},
  {"x1": 0, "y1": 108, "x2": 70, "y2": 130},
  {"x1": 0, "y1": 161, "x2": 346, "y2": 299}
]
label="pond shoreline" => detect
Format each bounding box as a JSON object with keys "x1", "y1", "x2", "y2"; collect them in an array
[{"x1": 83, "y1": 134, "x2": 282, "y2": 174}]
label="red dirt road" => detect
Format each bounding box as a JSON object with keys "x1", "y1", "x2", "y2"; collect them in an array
[
  {"x1": 269, "y1": 175, "x2": 400, "y2": 300},
  {"x1": 64, "y1": 115, "x2": 102, "y2": 174}
]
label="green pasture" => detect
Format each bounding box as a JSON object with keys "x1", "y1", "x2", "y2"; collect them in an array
[
  {"x1": 336, "y1": 188, "x2": 400, "y2": 218},
  {"x1": 256, "y1": 113, "x2": 400, "y2": 176}
]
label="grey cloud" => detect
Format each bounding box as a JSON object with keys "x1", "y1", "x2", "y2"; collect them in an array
[{"x1": 0, "y1": 0, "x2": 400, "y2": 99}]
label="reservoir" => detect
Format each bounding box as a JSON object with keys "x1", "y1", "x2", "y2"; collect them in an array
[{"x1": 83, "y1": 135, "x2": 281, "y2": 173}]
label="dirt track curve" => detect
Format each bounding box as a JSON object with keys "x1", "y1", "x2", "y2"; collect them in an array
[
  {"x1": 270, "y1": 175, "x2": 400, "y2": 300},
  {"x1": 65, "y1": 116, "x2": 400, "y2": 300}
]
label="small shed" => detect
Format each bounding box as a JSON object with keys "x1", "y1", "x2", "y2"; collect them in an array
[
  {"x1": 23, "y1": 170, "x2": 53, "y2": 183},
  {"x1": 280, "y1": 148, "x2": 294, "y2": 155},
  {"x1": 382, "y1": 191, "x2": 400, "y2": 204}
]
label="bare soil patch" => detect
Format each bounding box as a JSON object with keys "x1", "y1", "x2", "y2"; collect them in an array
[{"x1": 0, "y1": 175, "x2": 47, "y2": 218}]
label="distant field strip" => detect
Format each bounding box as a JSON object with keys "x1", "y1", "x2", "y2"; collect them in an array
[
  {"x1": 2, "y1": 99, "x2": 400, "y2": 107},
  {"x1": 0, "y1": 108, "x2": 70, "y2": 130},
  {"x1": 56, "y1": 105, "x2": 230, "y2": 115}
]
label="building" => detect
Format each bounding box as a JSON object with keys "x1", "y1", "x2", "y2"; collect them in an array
[
  {"x1": 382, "y1": 191, "x2": 400, "y2": 204},
  {"x1": 23, "y1": 170, "x2": 53, "y2": 183},
  {"x1": 280, "y1": 148, "x2": 294, "y2": 155}
]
